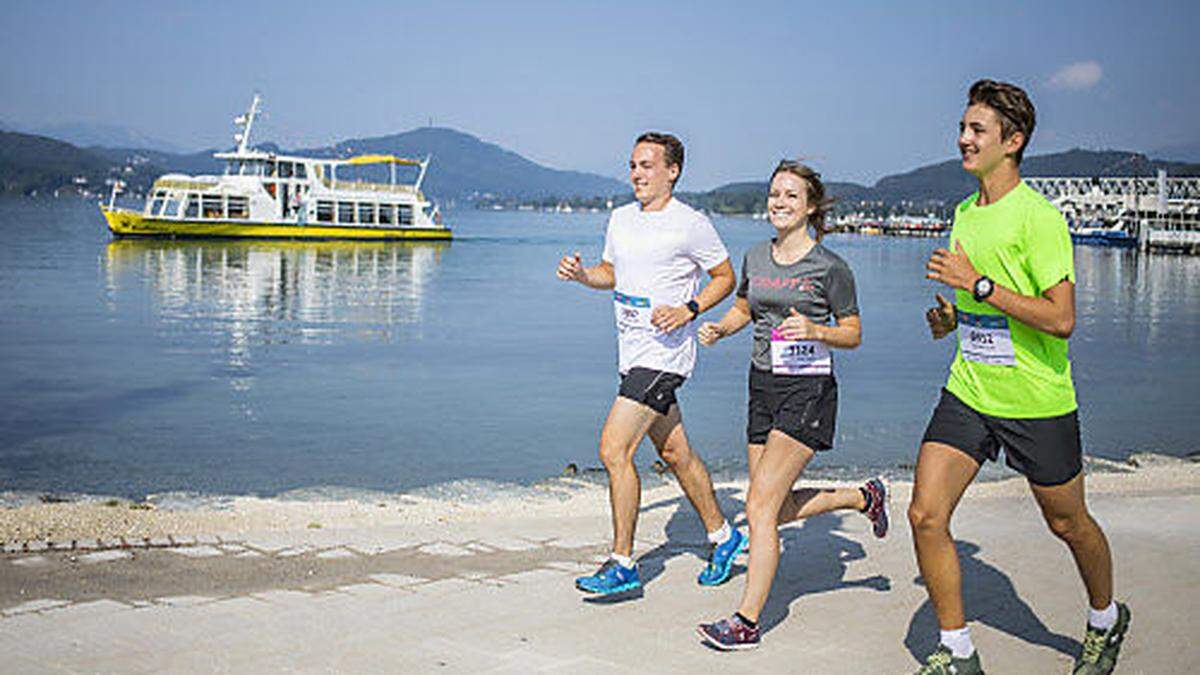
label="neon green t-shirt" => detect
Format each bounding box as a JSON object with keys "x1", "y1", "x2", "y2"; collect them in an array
[{"x1": 945, "y1": 180, "x2": 1077, "y2": 418}]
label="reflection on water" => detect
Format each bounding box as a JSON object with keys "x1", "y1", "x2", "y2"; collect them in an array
[
  {"x1": 103, "y1": 238, "x2": 449, "y2": 381},
  {"x1": 1073, "y1": 245, "x2": 1200, "y2": 349},
  {"x1": 105, "y1": 239, "x2": 448, "y2": 337}
]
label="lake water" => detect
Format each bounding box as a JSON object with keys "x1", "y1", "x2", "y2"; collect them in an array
[{"x1": 1, "y1": 199, "x2": 1197, "y2": 500}]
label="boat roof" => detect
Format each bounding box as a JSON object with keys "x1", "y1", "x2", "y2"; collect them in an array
[{"x1": 212, "y1": 150, "x2": 425, "y2": 167}]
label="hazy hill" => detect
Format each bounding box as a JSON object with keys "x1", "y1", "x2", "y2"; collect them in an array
[
  {"x1": 89, "y1": 127, "x2": 626, "y2": 200},
  {"x1": 90, "y1": 146, "x2": 224, "y2": 176},
  {"x1": 871, "y1": 149, "x2": 1200, "y2": 204},
  {"x1": 680, "y1": 149, "x2": 1200, "y2": 214},
  {"x1": 27, "y1": 122, "x2": 186, "y2": 153},
  {"x1": 681, "y1": 179, "x2": 872, "y2": 214},
  {"x1": 1150, "y1": 140, "x2": 1200, "y2": 164},
  {"x1": 5, "y1": 130, "x2": 1199, "y2": 206},
  {"x1": 0, "y1": 131, "x2": 121, "y2": 195},
  {"x1": 294, "y1": 127, "x2": 626, "y2": 200}
]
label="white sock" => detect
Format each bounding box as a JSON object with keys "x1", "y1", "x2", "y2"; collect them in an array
[
  {"x1": 940, "y1": 626, "x2": 974, "y2": 659},
  {"x1": 707, "y1": 520, "x2": 732, "y2": 544},
  {"x1": 1089, "y1": 602, "x2": 1118, "y2": 631},
  {"x1": 609, "y1": 552, "x2": 634, "y2": 569}
]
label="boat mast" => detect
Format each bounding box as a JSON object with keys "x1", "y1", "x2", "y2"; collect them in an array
[
  {"x1": 233, "y1": 94, "x2": 261, "y2": 155},
  {"x1": 416, "y1": 155, "x2": 431, "y2": 192}
]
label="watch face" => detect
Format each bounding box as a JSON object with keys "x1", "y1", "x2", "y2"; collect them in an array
[{"x1": 975, "y1": 277, "x2": 993, "y2": 298}]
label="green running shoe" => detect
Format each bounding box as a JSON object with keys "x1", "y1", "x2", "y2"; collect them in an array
[
  {"x1": 1072, "y1": 602, "x2": 1131, "y2": 674},
  {"x1": 914, "y1": 645, "x2": 984, "y2": 674}
]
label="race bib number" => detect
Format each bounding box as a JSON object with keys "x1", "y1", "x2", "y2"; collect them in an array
[
  {"x1": 770, "y1": 328, "x2": 832, "y2": 375},
  {"x1": 613, "y1": 291, "x2": 652, "y2": 333},
  {"x1": 958, "y1": 309, "x2": 1016, "y2": 366}
]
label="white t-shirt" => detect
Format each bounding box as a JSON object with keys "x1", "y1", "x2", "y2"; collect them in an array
[{"x1": 601, "y1": 198, "x2": 729, "y2": 377}]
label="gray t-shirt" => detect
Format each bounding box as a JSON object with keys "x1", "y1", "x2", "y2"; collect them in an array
[{"x1": 736, "y1": 240, "x2": 859, "y2": 372}]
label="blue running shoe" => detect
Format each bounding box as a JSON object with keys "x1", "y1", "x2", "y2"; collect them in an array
[
  {"x1": 575, "y1": 559, "x2": 641, "y2": 595},
  {"x1": 698, "y1": 527, "x2": 746, "y2": 586}
]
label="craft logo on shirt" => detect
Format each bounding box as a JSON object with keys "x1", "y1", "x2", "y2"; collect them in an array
[{"x1": 749, "y1": 276, "x2": 816, "y2": 292}]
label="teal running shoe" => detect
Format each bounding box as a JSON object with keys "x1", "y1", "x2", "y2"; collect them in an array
[
  {"x1": 1072, "y1": 602, "x2": 1131, "y2": 674},
  {"x1": 575, "y1": 559, "x2": 641, "y2": 595},
  {"x1": 698, "y1": 527, "x2": 747, "y2": 586}
]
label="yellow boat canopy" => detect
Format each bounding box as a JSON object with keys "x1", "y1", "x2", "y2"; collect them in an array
[{"x1": 343, "y1": 154, "x2": 423, "y2": 167}]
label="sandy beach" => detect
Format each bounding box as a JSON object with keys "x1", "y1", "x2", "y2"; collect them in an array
[{"x1": 1, "y1": 455, "x2": 1197, "y2": 673}]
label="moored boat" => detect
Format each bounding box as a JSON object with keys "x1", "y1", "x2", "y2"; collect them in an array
[
  {"x1": 1069, "y1": 220, "x2": 1136, "y2": 248},
  {"x1": 100, "y1": 95, "x2": 451, "y2": 241}
]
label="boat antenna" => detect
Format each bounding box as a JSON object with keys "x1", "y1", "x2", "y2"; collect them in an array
[{"x1": 233, "y1": 94, "x2": 262, "y2": 154}]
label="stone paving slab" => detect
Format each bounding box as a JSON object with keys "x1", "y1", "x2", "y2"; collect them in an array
[{"x1": 77, "y1": 550, "x2": 133, "y2": 564}]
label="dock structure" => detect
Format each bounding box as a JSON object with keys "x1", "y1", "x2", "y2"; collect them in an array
[{"x1": 1027, "y1": 172, "x2": 1200, "y2": 254}]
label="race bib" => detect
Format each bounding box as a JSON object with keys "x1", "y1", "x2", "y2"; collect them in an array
[
  {"x1": 770, "y1": 328, "x2": 832, "y2": 375},
  {"x1": 613, "y1": 291, "x2": 652, "y2": 333},
  {"x1": 958, "y1": 309, "x2": 1016, "y2": 366}
]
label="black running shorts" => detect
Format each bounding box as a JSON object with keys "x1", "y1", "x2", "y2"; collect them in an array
[
  {"x1": 922, "y1": 388, "x2": 1083, "y2": 486},
  {"x1": 618, "y1": 367, "x2": 686, "y2": 416},
  {"x1": 747, "y1": 367, "x2": 838, "y2": 450}
]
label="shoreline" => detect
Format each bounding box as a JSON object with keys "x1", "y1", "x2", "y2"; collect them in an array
[{"x1": 3, "y1": 452, "x2": 1196, "y2": 547}]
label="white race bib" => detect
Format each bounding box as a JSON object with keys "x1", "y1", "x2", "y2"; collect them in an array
[
  {"x1": 614, "y1": 291, "x2": 652, "y2": 333},
  {"x1": 770, "y1": 328, "x2": 832, "y2": 375},
  {"x1": 958, "y1": 309, "x2": 1016, "y2": 366}
]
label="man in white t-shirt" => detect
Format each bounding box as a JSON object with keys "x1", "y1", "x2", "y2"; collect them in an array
[{"x1": 556, "y1": 132, "x2": 744, "y2": 597}]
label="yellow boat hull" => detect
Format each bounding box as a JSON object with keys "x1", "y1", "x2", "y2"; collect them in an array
[{"x1": 101, "y1": 207, "x2": 452, "y2": 241}]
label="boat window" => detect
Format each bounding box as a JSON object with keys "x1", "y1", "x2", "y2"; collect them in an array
[
  {"x1": 240, "y1": 161, "x2": 260, "y2": 176},
  {"x1": 295, "y1": 163, "x2": 307, "y2": 179},
  {"x1": 398, "y1": 204, "x2": 413, "y2": 225},
  {"x1": 358, "y1": 203, "x2": 376, "y2": 224},
  {"x1": 227, "y1": 196, "x2": 248, "y2": 219},
  {"x1": 202, "y1": 194, "x2": 224, "y2": 219},
  {"x1": 378, "y1": 204, "x2": 394, "y2": 224},
  {"x1": 279, "y1": 162, "x2": 293, "y2": 178},
  {"x1": 316, "y1": 201, "x2": 334, "y2": 222},
  {"x1": 184, "y1": 194, "x2": 199, "y2": 218},
  {"x1": 164, "y1": 198, "x2": 181, "y2": 216},
  {"x1": 337, "y1": 201, "x2": 354, "y2": 223},
  {"x1": 266, "y1": 161, "x2": 277, "y2": 177},
  {"x1": 151, "y1": 196, "x2": 166, "y2": 215},
  {"x1": 226, "y1": 160, "x2": 241, "y2": 176}
]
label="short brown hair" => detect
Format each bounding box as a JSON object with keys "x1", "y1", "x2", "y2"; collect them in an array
[
  {"x1": 635, "y1": 131, "x2": 684, "y2": 184},
  {"x1": 770, "y1": 159, "x2": 834, "y2": 241},
  {"x1": 968, "y1": 79, "x2": 1036, "y2": 164}
]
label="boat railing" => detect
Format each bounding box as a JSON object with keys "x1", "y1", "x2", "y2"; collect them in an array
[
  {"x1": 321, "y1": 178, "x2": 419, "y2": 195},
  {"x1": 153, "y1": 177, "x2": 220, "y2": 192}
]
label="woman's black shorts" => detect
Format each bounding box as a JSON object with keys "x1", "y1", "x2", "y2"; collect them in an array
[{"x1": 747, "y1": 367, "x2": 838, "y2": 450}]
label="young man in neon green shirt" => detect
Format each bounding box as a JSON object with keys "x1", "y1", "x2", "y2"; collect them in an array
[{"x1": 909, "y1": 79, "x2": 1130, "y2": 675}]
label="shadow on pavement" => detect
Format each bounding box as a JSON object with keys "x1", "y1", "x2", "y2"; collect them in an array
[
  {"x1": 757, "y1": 512, "x2": 891, "y2": 633},
  {"x1": 904, "y1": 540, "x2": 1081, "y2": 661}
]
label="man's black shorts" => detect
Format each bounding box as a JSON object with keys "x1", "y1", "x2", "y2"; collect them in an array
[
  {"x1": 747, "y1": 367, "x2": 837, "y2": 450},
  {"x1": 922, "y1": 388, "x2": 1082, "y2": 486},
  {"x1": 618, "y1": 367, "x2": 686, "y2": 416}
]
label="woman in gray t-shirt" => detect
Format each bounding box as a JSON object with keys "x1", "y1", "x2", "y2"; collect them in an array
[{"x1": 695, "y1": 160, "x2": 889, "y2": 650}]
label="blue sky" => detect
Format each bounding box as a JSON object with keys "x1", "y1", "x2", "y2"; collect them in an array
[{"x1": 2, "y1": 1, "x2": 1197, "y2": 189}]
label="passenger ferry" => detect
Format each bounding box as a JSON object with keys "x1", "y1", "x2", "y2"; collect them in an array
[{"x1": 100, "y1": 95, "x2": 451, "y2": 241}]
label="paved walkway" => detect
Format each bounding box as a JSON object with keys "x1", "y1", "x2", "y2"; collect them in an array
[{"x1": 1, "y1": 487, "x2": 1196, "y2": 673}]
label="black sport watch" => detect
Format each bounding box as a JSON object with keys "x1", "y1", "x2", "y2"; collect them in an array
[
  {"x1": 685, "y1": 299, "x2": 701, "y2": 319},
  {"x1": 972, "y1": 276, "x2": 995, "y2": 303}
]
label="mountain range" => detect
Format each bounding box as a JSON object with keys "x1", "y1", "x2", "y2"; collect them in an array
[
  {"x1": 2, "y1": 124, "x2": 1197, "y2": 209},
  {"x1": 685, "y1": 150, "x2": 1200, "y2": 215}
]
